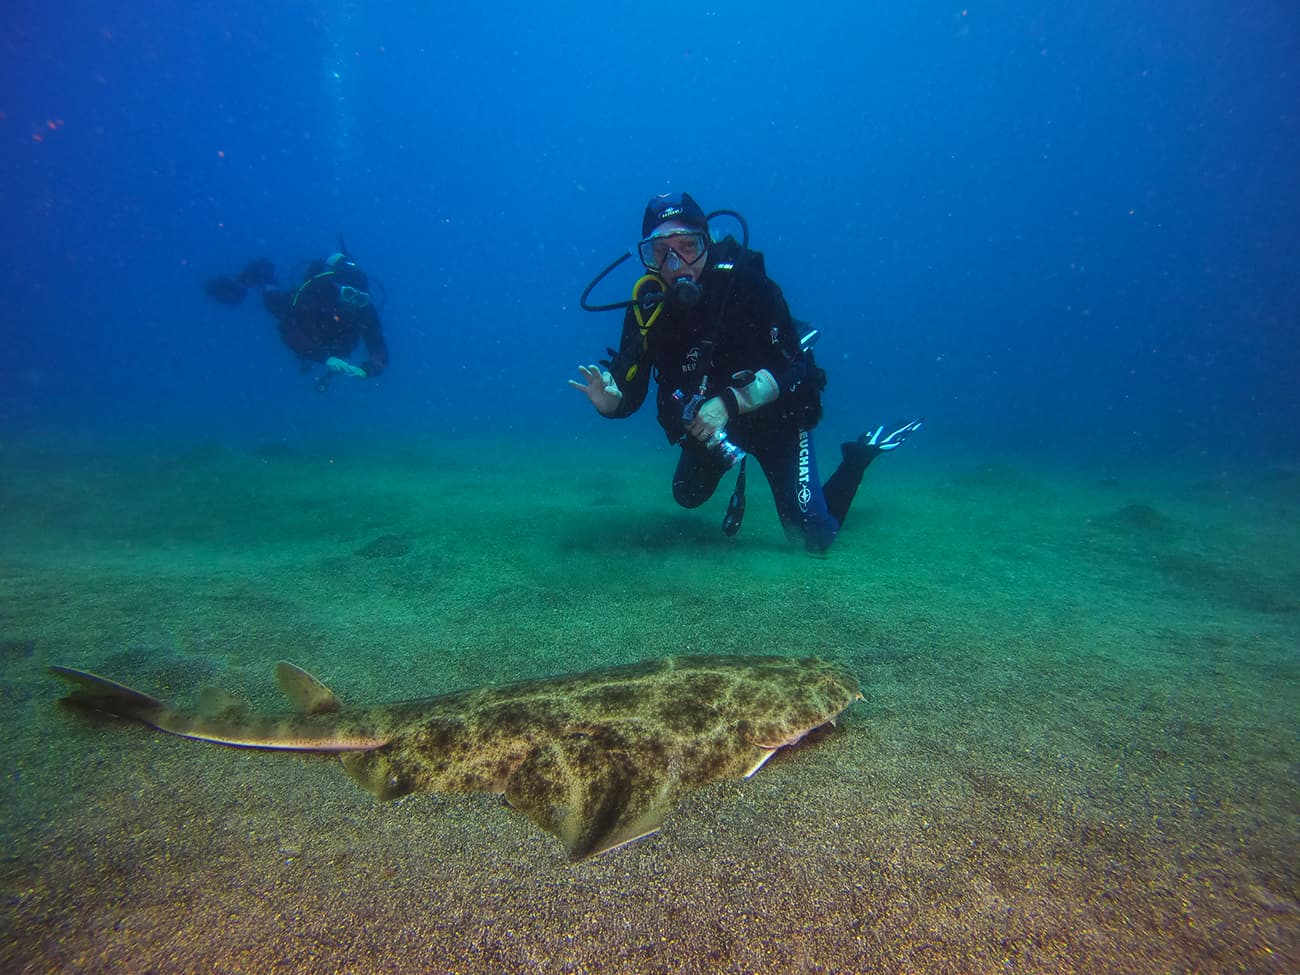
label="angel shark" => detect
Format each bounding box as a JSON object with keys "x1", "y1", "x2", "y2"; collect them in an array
[{"x1": 51, "y1": 654, "x2": 861, "y2": 859}]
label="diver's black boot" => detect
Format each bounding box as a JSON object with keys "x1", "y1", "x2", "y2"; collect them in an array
[
  {"x1": 840, "y1": 439, "x2": 880, "y2": 472},
  {"x1": 204, "y1": 258, "x2": 276, "y2": 306}
]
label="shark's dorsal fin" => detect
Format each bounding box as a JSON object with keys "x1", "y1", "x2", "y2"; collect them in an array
[{"x1": 275, "y1": 661, "x2": 342, "y2": 714}]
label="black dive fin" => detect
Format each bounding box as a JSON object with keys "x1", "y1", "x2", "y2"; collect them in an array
[
  {"x1": 203, "y1": 276, "x2": 246, "y2": 305},
  {"x1": 236, "y1": 257, "x2": 276, "y2": 288}
]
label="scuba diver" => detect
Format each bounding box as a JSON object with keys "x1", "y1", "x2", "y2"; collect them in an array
[
  {"x1": 204, "y1": 243, "x2": 388, "y2": 390},
  {"x1": 569, "y1": 191, "x2": 922, "y2": 555}
]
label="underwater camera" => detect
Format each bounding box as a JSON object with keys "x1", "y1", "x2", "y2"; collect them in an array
[{"x1": 705, "y1": 430, "x2": 746, "y2": 469}]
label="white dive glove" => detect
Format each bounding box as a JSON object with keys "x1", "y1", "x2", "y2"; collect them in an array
[
  {"x1": 326, "y1": 356, "x2": 367, "y2": 378},
  {"x1": 568, "y1": 364, "x2": 623, "y2": 416},
  {"x1": 727, "y1": 369, "x2": 779, "y2": 414}
]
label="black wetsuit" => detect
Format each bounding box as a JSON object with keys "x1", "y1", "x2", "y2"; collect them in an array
[
  {"x1": 263, "y1": 270, "x2": 388, "y2": 378},
  {"x1": 603, "y1": 238, "x2": 871, "y2": 553}
]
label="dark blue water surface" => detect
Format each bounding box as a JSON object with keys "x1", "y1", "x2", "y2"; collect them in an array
[{"x1": 3, "y1": 2, "x2": 1296, "y2": 465}]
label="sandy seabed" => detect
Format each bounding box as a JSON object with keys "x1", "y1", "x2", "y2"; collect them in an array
[{"x1": 1, "y1": 435, "x2": 1296, "y2": 974}]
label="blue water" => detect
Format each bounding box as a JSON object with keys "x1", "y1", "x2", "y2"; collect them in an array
[{"x1": 3, "y1": 2, "x2": 1297, "y2": 465}]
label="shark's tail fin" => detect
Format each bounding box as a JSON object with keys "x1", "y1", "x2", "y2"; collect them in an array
[
  {"x1": 50, "y1": 666, "x2": 166, "y2": 723},
  {"x1": 51, "y1": 663, "x2": 391, "y2": 752}
]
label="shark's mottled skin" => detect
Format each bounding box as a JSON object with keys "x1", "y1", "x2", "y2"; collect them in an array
[{"x1": 52, "y1": 654, "x2": 861, "y2": 858}]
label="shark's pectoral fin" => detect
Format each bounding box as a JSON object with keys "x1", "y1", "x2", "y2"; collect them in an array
[
  {"x1": 338, "y1": 747, "x2": 422, "y2": 800},
  {"x1": 504, "y1": 734, "x2": 669, "y2": 859}
]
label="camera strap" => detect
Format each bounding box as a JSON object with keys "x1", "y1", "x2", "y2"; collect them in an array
[{"x1": 722, "y1": 456, "x2": 747, "y2": 536}]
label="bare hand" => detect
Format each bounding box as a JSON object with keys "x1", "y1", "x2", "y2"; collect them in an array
[
  {"x1": 687, "y1": 396, "x2": 729, "y2": 444},
  {"x1": 568, "y1": 364, "x2": 623, "y2": 415}
]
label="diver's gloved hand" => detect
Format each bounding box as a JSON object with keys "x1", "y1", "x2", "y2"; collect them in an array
[
  {"x1": 569, "y1": 364, "x2": 623, "y2": 416},
  {"x1": 865, "y1": 418, "x2": 924, "y2": 452},
  {"x1": 326, "y1": 356, "x2": 367, "y2": 378}
]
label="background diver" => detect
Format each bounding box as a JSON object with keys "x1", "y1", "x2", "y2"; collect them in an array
[
  {"x1": 205, "y1": 245, "x2": 389, "y2": 390},
  {"x1": 570, "y1": 191, "x2": 922, "y2": 555}
]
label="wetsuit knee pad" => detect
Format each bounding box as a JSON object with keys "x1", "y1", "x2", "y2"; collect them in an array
[
  {"x1": 672, "y1": 476, "x2": 712, "y2": 509},
  {"x1": 671, "y1": 447, "x2": 726, "y2": 509}
]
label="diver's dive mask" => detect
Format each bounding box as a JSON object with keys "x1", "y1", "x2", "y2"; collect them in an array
[
  {"x1": 326, "y1": 250, "x2": 372, "y2": 309},
  {"x1": 338, "y1": 284, "x2": 371, "y2": 309},
  {"x1": 637, "y1": 230, "x2": 708, "y2": 272},
  {"x1": 579, "y1": 207, "x2": 747, "y2": 315},
  {"x1": 638, "y1": 230, "x2": 707, "y2": 308}
]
